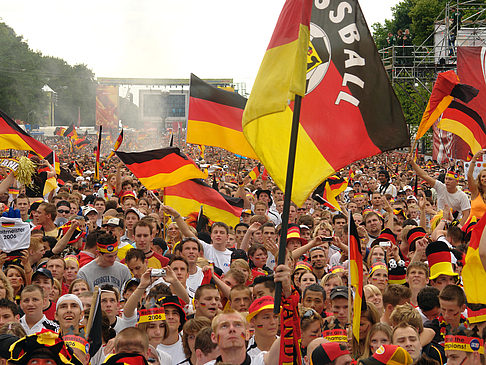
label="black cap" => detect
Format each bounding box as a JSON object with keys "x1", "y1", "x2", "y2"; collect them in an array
[
  {"x1": 231, "y1": 249, "x2": 248, "y2": 262},
  {"x1": 32, "y1": 268, "x2": 54, "y2": 283},
  {"x1": 330, "y1": 286, "x2": 349, "y2": 300},
  {"x1": 0, "y1": 334, "x2": 19, "y2": 359}
]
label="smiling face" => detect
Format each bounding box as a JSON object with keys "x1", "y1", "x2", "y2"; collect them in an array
[{"x1": 56, "y1": 299, "x2": 82, "y2": 331}]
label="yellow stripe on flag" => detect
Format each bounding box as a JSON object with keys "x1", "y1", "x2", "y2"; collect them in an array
[
  {"x1": 165, "y1": 195, "x2": 240, "y2": 227},
  {"x1": 438, "y1": 118, "x2": 483, "y2": 154},
  {"x1": 187, "y1": 120, "x2": 257, "y2": 159},
  {"x1": 43, "y1": 177, "x2": 58, "y2": 196},
  {"x1": 138, "y1": 166, "x2": 208, "y2": 190}
]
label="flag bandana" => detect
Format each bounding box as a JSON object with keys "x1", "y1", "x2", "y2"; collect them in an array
[
  {"x1": 444, "y1": 335, "x2": 484, "y2": 354},
  {"x1": 137, "y1": 308, "x2": 166, "y2": 323}
]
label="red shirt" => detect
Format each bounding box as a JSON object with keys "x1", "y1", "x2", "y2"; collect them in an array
[
  {"x1": 43, "y1": 300, "x2": 56, "y2": 321},
  {"x1": 78, "y1": 251, "x2": 95, "y2": 268}
]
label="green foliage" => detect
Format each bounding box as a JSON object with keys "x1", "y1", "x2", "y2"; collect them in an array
[
  {"x1": 0, "y1": 22, "x2": 96, "y2": 126},
  {"x1": 410, "y1": 0, "x2": 445, "y2": 45}
]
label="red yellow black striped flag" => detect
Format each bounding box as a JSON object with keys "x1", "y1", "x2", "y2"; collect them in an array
[
  {"x1": 74, "y1": 161, "x2": 83, "y2": 176},
  {"x1": 248, "y1": 165, "x2": 261, "y2": 181},
  {"x1": 0, "y1": 109, "x2": 53, "y2": 159},
  {"x1": 165, "y1": 179, "x2": 243, "y2": 227},
  {"x1": 64, "y1": 124, "x2": 78, "y2": 140},
  {"x1": 54, "y1": 127, "x2": 66, "y2": 136},
  {"x1": 187, "y1": 74, "x2": 257, "y2": 159},
  {"x1": 107, "y1": 129, "x2": 123, "y2": 159},
  {"x1": 94, "y1": 125, "x2": 102, "y2": 181},
  {"x1": 116, "y1": 147, "x2": 207, "y2": 190},
  {"x1": 74, "y1": 137, "x2": 89, "y2": 150},
  {"x1": 349, "y1": 214, "x2": 364, "y2": 343},
  {"x1": 243, "y1": 0, "x2": 409, "y2": 207},
  {"x1": 313, "y1": 176, "x2": 347, "y2": 211},
  {"x1": 437, "y1": 100, "x2": 486, "y2": 154}
]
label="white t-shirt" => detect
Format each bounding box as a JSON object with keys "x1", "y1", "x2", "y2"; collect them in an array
[
  {"x1": 186, "y1": 266, "x2": 204, "y2": 299},
  {"x1": 199, "y1": 239, "x2": 232, "y2": 273},
  {"x1": 157, "y1": 336, "x2": 185, "y2": 365},
  {"x1": 433, "y1": 180, "x2": 470, "y2": 217},
  {"x1": 113, "y1": 311, "x2": 138, "y2": 334}
]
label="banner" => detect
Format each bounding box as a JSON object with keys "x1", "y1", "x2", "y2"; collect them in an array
[
  {"x1": 0, "y1": 217, "x2": 31, "y2": 253},
  {"x1": 96, "y1": 85, "x2": 119, "y2": 129},
  {"x1": 0, "y1": 158, "x2": 19, "y2": 172}
]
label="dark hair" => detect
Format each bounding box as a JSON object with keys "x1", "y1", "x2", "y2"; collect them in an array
[
  {"x1": 97, "y1": 231, "x2": 117, "y2": 247},
  {"x1": 211, "y1": 222, "x2": 229, "y2": 234},
  {"x1": 195, "y1": 284, "x2": 218, "y2": 301},
  {"x1": 234, "y1": 223, "x2": 249, "y2": 231},
  {"x1": 168, "y1": 256, "x2": 189, "y2": 270},
  {"x1": 195, "y1": 327, "x2": 217, "y2": 355},
  {"x1": 333, "y1": 213, "x2": 347, "y2": 224},
  {"x1": 248, "y1": 244, "x2": 267, "y2": 258},
  {"x1": 100, "y1": 284, "x2": 120, "y2": 302},
  {"x1": 252, "y1": 275, "x2": 275, "y2": 292},
  {"x1": 85, "y1": 231, "x2": 98, "y2": 250},
  {"x1": 303, "y1": 283, "x2": 326, "y2": 301},
  {"x1": 133, "y1": 220, "x2": 153, "y2": 235},
  {"x1": 174, "y1": 238, "x2": 202, "y2": 254},
  {"x1": 439, "y1": 284, "x2": 466, "y2": 307},
  {"x1": 417, "y1": 287, "x2": 440, "y2": 312},
  {"x1": 56, "y1": 200, "x2": 71, "y2": 209},
  {"x1": 125, "y1": 248, "x2": 146, "y2": 263},
  {"x1": 182, "y1": 318, "x2": 211, "y2": 357},
  {"x1": 0, "y1": 299, "x2": 20, "y2": 316}
]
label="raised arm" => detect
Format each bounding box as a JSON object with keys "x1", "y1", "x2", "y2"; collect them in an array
[
  {"x1": 467, "y1": 150, "x2": 484, "y2": 197},
  {"x1": 160, "y1": 205, "x2": 196, "y2": 238},
  {"x1": 407, "y1": 155, "x2": 436, "y2": 187}
]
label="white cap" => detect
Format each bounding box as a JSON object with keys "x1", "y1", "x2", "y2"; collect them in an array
[
  {"x1": 82, "y1": 206, "x2": 98, "y2": 216},
  {"x1": 406, "y1": 195, "x2": 418, "y2": 202},
  {"x1": 56, "y1": 294, "x2": 84, "y2": 311},
  {"x1": 403, "y1": 185, "x2": 413, "y2": 191}
]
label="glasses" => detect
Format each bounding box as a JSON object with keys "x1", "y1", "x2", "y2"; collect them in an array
[{"x1": 57, "y1": 210, "x2": 70, "y2": 214}]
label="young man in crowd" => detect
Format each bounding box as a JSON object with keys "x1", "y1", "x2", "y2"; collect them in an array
[
  {"x1": 194, "y1": 284, "x2": 222, "y2": 321},
  {"x1": 246, "y1": 295, "x2": 279, "y2": 359},
  {"x1": 19, "y1": 285, "x2": 59, "y2": 335},
  {"x1": 0, "y1": 299, "x2": 20, "y2": 327},
  {"x1": 229, "y1": 285, "x2": 252, "y2": 312},
  {"x1": 132, "y1": 220, "x2": 168, "y2": 268}
]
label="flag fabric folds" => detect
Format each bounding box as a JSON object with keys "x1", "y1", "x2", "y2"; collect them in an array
[
  {"x1": 437, "y1": 101, "x2": 486, "y2": 154},
  {"x1": 94, "y1": 126, "x2": 102, "y2": 181},
  {"x1": 74, "y1": 161, "x2": 83, "y2": 176},
  {"x1": 86, "y1": 287, "x2": 103, "y2": 357},
  {"x1": 64, "y1": 124, "x2": 78, "y2": 140},
  {"x1": 187, "y1": 74, "x2": 258, "y2": 159},
  {"x1": 415, "y1": 70, "x2": 479, "y2": 140},
  {"x1": 242, "y1": 0, "x2": 409, "y2": 206},
  {"x1": 462, "y1": 215, "x2": 486, "y2": 306},
  {"x1": 0, "y1": 109, "x2": 53, "y2": 159},
  {"x1": 107, "y1": 129, "x2": 124, "y2": 159},
  {"x1": 54, "y1": 127, "x2": 66, "y2": 136},
  {"x1": 248, "y1": 165, "x2": 261, "y2": 181},
  {"x1": 324, "y1": 176, "x2": 348, "y2": 211},
  {"x1": 73, "y1": 137, "x2": 89, "y2": 150},
  {"x1": 164, "y1": 179, "x2": 243, "y2": 227},
  {"x1": 116, "y1": 147, "x2": 207, "y2": 190},
  {"x1": 349, "y1": 214, "x2": 364, "y2": 343}
]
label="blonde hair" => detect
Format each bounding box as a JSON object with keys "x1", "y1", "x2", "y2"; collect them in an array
[
  {"x1": 320, "y1": 272, "x2": 343, "y2": 287},
  {"x1": 0, "y1": 271, "x2": 14, "y2": 301},
  {"x1": 211, "y1": 309, "x2": 246, "y2": 333}
]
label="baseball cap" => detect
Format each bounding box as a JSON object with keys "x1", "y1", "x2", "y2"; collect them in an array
[
  {"x1": 359, "y1": 345, "x2": 412, "y2": 365},
  {"x1": 32, "y1": 267, "x2": 54, "y2": 283},
  {"x1": 311, "y1": 342, "x2": 350, "y2": 365},
  {"x1": 102, "y1": 217, "x2": 123, "y2": 228},
  {"x1": 0, "y1": 334, "x2": 19, "y2": 359},
  {"x1": 125, "y1": 207, "x2": 144, "y2": 220},
  {"x1": 247, "y1": 295, "x2": 275, "y2": 322},
  {"x1": 330, "y1": 286, "x2": 349, "y2": 300},
  {"x1": 82, "y1": 206, "x2": 98, "y2": 217}
]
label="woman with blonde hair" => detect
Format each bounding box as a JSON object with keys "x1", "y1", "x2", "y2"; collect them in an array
[
  {"x1": 352, "y1": 303, "x2": 380, "y2": 359},
  {"x1": 320, "y1": 272, "x2": 343, "y2": 311},
  {"x1": 361, "y1": 322, "x2": 393, "y2": 359},
  {"x1": 467, "y1": 150, "x2": 486, "y2": 220},
  {"x1": 5, "y1": 265, "x2": 26, "y2": 302},
  {"x1": 0, "y1": 271, "x2": 14, "y2": 302},
  {"x1": 364, "y1": 284, "x2": 384, "y2": 316},
  {"x1": 231, "y1": 259, "x2": 254, "y2": 285}
]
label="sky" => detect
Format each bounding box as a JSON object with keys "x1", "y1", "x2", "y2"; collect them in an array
[{"x1": 2, "y1": 0, "x2": 401, "y2": 89}]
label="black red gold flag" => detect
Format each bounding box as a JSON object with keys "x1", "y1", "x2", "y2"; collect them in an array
[
  {"x1": 165, "y1": 178, "x2": 243, "y2": 227},
  {"x1": 187, "y1": 74, "x2": 257, "y2": 159},
  {"x1": 107, "y1": 129, "x2": 123, "y2": 159},
  {"x1": 74, "y1": 137, "x2": 89, "y2": 150},
  {"x1": 243, "y1": 0, "x2": 409, "y2": 206},
  {"x1": 437, "y1": 101, "x2": 486, "y2": 154},
  {"x1": 64, "y1": 124, "x2": 77, "y2": 140},
  {"x1": 94, "y1": 126, "x2": 102, "y2": 181},
  {"x1": 349, "y1": 214, "x2": 364, "y2": 342},
  {"x1": 248, "y1": 165, "x2": 261, "y2": 181},
  {"x1": 116, "y1": 147, "x2": 207, "y2": 190},
  {"x1": 463, "y1": 215, "x2": 486, "y2": 309},
  {"x1": 0, "y1": 109, "x2": 53, "y2": 160},
  {"x1": 74, "y1": 161, "x2": 83, "y2": 176},
  {"x1": 312, "y1": 176, "x2": 347, "y2": 211}
]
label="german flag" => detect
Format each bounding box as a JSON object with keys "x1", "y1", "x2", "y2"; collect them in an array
[
  {"x1": 116, "y1": 147, "x2": 207, "y2": 190},
  {"x1": 415, "y1": 70, "x2": 478, "y2": 140},
  {"x1": 8, "y1": 187, "x2": 19, "y2": 195},
  {"x1": 73, "y1": 137, "x2": 89, "y2": 150},
  {"x1": 54, "y1": 127, "x2": 66, "y2": 136},
  {"x1": 187, "y1": 74, "x2": 257, "y2": 159},
  {"x1": 94, "y1": 126, "x2": 102, "y2": 181},
  {"x1": 313, "y1": 176, "x2": 347, "y2": 211},
  {"x1": 437, "y1": 101, "x2": 486, "y2": 154},
  {"x1": 165, "y1": 179, "x2": 243, "y2": 227},
  {"x1": 349, "y1": 214, "x2": 364, "y2": 343},
  {"x1": 248, "y1": 165, "x2": 260, "y2": 181},
  {"x1": 107, "y1": 129, "x2": 123, "y2": 159},
  {"x1": 243, "y1": 0, "x2": 409, "y2": 207},
  {"x1": 463, "y1": 215, "x2": 486, "y2": 309},
  {"x1": 64, "y1": 124, "x2": 77, "y2": 140},
  {"x1": 74, "y1": 161, "x2": 83, "y2": 176},
  {"x1": 0, "y1": 109, "x2": 53, "y2": 159}
]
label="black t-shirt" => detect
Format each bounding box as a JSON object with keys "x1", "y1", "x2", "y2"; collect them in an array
[{"x1": 25, "y1": 171, "x2": 48, "y2": 197}]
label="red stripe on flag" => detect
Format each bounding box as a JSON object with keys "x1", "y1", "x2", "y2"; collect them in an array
[
  {"x1": 189, "y1": 97, "x2": 244, "y2": 131},
  {"x1": 125, "y1": 154, "x2": 198, "y2": 178}
]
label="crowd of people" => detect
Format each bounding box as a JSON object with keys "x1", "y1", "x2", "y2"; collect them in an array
[{"x1": 0, "y1": 134, "x2": 483, "y2": 365}]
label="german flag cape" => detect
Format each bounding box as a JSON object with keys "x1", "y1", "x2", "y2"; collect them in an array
[
  {"x1": 187, "y1": 74, "x2": 257, "y2": 159},
  {"x1": 164, "y1": 178, "x2": 243, "y2": 227},
  {"x1": 437, "y1": 101, "x2": 486, "y2": 154},
  {"x1": 463, "y1": 215, "x2": 486, "y2": 305},
  {"x1": 416, "y1": 70, "x2": 478, "y2": 140},
  {"x1": 107, "y1": 129, "x2": 123, "y2": 159},
  {"x1": 116, "y1": 148, "x2": 207, "y2": 190},
  {"x1": 349, "y1": 214, "x2": 364, "y2": 342},
  {"x1": 0, "y1": 109, "x2": 53, "y2": 159},
  {"x1": 243, "y1": 0, "x2": 409, "y2": 206}
]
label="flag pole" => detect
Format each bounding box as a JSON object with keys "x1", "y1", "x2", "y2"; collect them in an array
[{"x1": 274, "y1": 94, "x2": 303, "y2": 313}]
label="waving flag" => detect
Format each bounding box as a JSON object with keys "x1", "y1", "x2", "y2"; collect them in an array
[
  {"x1": 165, "y1": 179, "x2": 243, "y2": 227},
  {"x1": 94, "y1": 126, "x2": 102, "y2": 181},
  {"x1": 107, "y1": 129, "x2": 124, "y2": 159},
  {"x1": 116, "y1": 147, "x2": 207, "y2": 190},
  {"x1": 0, "y1": 110, "x2": 53, "y2": 159},
  {"x1": 248, "y1": 165, "x2": 261, "y2": 181},
  {"x1": 188, "y1": 74, "x2": 258, "y2": 159},
  {"x1": 64, "y1": 124, "x2": 78, "y2": 140},
  {"x1": 74, "y1": 161, "x2": 83, "y2": 176},
  {"x1": 243, "y1": 0, "x2": 409, "y2": 206}
]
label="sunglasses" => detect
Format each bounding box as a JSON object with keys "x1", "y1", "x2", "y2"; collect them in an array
[{"x1": 57, "y1": 209, "x2": 70, "y2": 214}]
